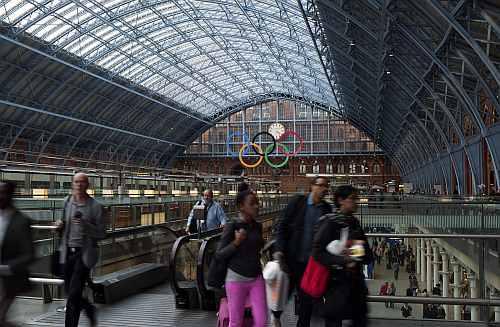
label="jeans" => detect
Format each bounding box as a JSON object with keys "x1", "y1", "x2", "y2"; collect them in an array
[
  {"x1": 64, "y1": 249, "x2": 94, "y2": 327},
  {"x1": 226, "y1": 276, "x2": 267, "y2": 327}
]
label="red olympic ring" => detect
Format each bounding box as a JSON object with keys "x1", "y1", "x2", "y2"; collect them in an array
[{"x1": 277, "y1": 131, "x2": 304, "y2": 157}]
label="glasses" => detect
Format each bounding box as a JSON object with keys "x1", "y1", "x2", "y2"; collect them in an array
[{"x1": 314, "y1": 183, "x2": 330, "y2": 188}]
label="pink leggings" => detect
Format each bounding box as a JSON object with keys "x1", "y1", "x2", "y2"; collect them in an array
[{"x1": 225, "y1": 276, "x2": 268, "y2": 327}]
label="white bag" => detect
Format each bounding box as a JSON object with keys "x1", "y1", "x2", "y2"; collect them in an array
[
  {"x1": 263, "y1": 260, "x2": 289, "y2": 312},
  {"x1": 326, "y1": 227, "x2": 349, "y2": 255}
]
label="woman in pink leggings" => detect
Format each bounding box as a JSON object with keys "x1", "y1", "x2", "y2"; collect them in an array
[{"x1": 216, "y1": 183, "x2": 267, "y2": 327}]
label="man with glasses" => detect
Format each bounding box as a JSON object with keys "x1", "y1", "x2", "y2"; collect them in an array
[
  {"x1": 56, "y1": 172, "x2": 105, "y2": 327},
  {"x1": 273, "y1": 177, "x2": 332, "y2": 327}
]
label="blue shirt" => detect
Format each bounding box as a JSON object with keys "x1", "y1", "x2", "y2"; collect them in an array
[
  {"x1": 298, "y1": 194, "x2": 324, "y2": 263},
  {"x1": 186, "y1": 199, "x2": 227, "y2": 231}
]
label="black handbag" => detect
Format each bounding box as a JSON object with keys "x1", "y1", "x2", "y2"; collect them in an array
[
  {"x1": 207, "y1": 255, "x2": 227, "y2": 289},
  {"x1": 51, "y1": 250, "x2": 64, "y2": 277}
]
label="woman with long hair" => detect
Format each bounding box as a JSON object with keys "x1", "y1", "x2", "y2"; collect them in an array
[{"x1": 216, "y1": 183, "x2": 267, "y2": 327}]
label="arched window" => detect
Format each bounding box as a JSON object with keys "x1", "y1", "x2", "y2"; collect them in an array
[
  {"x1": 326, "y1": 161, "x2": 333, "y2": 174},
  {"x1": 349, "y1": 162, "x2": 356, "y2": 174},
  {"x1": 299, "y1": 161, "x2": 307, "y2": 174},
  {"x1": 337, "y1": 163, "x2": 345, "y2": 174},
  {"x1": 312, "y1": 160, "x2": 320, "y2": 174}
]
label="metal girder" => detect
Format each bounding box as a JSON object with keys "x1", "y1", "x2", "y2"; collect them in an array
[
  {"x1": 0, "y1": 33, "x2": 211, "y2": 124},
  {"x1": 426, "y1": 0, "x2": 500, "y2": 87},
  {"x1": 0, "y1": 99, "x2": 185, "y2": 147},
  {"x1": 297, "y1": 0, "x2": 342, "y2": 111}
]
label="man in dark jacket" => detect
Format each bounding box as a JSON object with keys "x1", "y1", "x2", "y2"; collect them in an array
[
  {"x1": 0, "y1": 181, "x2": 34, "y2": 325},
  {"x1": 273, "y1": 177, "x2": 332, "y2": 327}
]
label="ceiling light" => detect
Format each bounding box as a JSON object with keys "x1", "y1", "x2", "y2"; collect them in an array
[
  {"x1": 386, "y1": 71, "x2": 391, "y2": 75},
  {"x1": 349, "y1": 40, "x2": 355, "y2": 46}
]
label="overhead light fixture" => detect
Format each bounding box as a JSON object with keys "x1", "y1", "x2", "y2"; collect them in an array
[
  {"x1": 349, "y1": 40, "x2": 355, "y2": 46},
  {"x1": 389, "y1": 53, "x2": 394, "y2": 57},
  {"x1": 386, "y1": 71, "x2": 391, "y2": 75}
]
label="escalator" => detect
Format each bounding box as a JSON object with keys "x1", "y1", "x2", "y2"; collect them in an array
[{"x1": 169, "y1": 213, "x2": 277, "y2": 310}]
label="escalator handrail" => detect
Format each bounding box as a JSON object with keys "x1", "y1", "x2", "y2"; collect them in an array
[
  {"x1": 196, "y1": 233, "x2": 222, "y2": 301},
  {"x1": 195, "y1": 214, "x2": 277, "y2": 301},
  {"x1": 169, "y1": 228, "x2": 224, "y2": 296}
]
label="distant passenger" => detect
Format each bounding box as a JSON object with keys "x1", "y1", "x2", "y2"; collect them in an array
[
  {"x1": 185, "y1": 189, "x2": 227, "y2": 234},
  {"x1": 272, "y1": 176, "x2": 332, "y2": 327},
  {"x1": 0, "y1": 181, "x2": 34, "y2": 325},
  {"x1": 216, "y1": 183, "x2": 267, "y2": 327},
  {"x1": 56, "y1": 172, "x2": 106, "y2": 327}
]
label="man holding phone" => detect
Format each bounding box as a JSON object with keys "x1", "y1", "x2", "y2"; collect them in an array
[{"x1": 56, "y1": 172, "x2": 106, "y2": 327}]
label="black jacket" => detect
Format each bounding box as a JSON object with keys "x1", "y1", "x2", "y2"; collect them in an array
[
  {"x1": 312, "y1": 211, "x2": 373, "y2": 320},
  {"x1": 273, "y1": 195, "x2": 332, "y2": 269},
  {"x1": 216, "y1": 218, "x2": 264, "y2": 278},
  {"x1": 1, "y1": 209, "x2": 34, "y2": 297}
]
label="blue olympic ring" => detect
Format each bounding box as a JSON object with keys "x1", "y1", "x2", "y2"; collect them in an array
[{"x1": 226, "y1": 130, "x2": 250, "y2": 157}]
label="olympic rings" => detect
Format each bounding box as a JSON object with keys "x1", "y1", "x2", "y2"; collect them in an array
[
  {"x1": 251, "y1": 131, "x2": 276, "y2": 156},
  {"x1": 277, "y1": 130, "x2": 304, "y2": 157},
  {"x1": 227, "y1": 129, "x2": 303, "y2": 169},
  {"x1": 239, "y1": 143, "x2": 264, "y2": 168},
  {"x1": 264, "y1": 143, "x2": 289, "y2": 169}
]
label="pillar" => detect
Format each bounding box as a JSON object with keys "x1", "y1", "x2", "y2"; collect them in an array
[
  {"x1": 417, "y1": 238, "x2": 421, "y2": 277},
  {"x1": 470, "y1": 272, "x2": 479, "y2": 321},
  {"x1": 441, "y1": 250, "x2": 449, "y2": 318},
  {"x1": 421, "y1": 239, "x2": 426, "y2": 283},
  {"x1": 432, "y1": 244, "x2": 440, "y2": 290},
  {"x1": 491, "y1": 289, "x2": 500, "y2": 322},
  {"x1": 426, "y1": 240, "x2": 432, "y2": 292},
  {"x1": 451, "y1": 257, "x2": 462, "y2": 320}
]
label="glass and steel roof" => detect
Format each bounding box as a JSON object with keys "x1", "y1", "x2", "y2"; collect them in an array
[{"x1": 0, "y1": 0, "x2": 340, "y2": 118}]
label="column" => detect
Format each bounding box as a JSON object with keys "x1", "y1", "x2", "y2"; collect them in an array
[
  {"x1": 417, "y1": 238, "x2": 421, "y2": 277},
  {"x1": 421, "y1": 239, "x2": 426, "y2": 283},
  {"x1": 426, "y1": 240, "x2": 432, "y2": 292},
  {"x1": 491, "y1": 289, "x2": 500, "y2": 322},
  {"x1": 432, "y1": 244, "x2": 440, "y2": 291},
  {"x1": 450, "y1": 257, "x2": 462, "y2": 320},
  {"x1": 441, "y1": 250, "x2": 449, "y2": 319},
  {"x1": 470, "y1": 272, "x2": 479, "y2": 321}
]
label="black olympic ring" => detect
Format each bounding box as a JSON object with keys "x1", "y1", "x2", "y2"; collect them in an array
[{"x1": 251, "y1": 131, "x2": 276, "y2": 157}]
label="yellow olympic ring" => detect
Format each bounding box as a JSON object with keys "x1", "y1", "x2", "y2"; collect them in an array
[{"x1": 239, "y1": 143, "x2": 264, "y2": 168}]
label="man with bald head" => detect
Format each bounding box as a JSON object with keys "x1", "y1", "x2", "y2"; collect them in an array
[
  {"x1": 57, "y1": 172, "x2": 105, "y2": 327},
  {"x1": 185, "y1": 189, "x2": 227, "y2": 234}
]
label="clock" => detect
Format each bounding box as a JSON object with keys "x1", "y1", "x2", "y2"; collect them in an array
[{"x1": 268, "y1": 123, "x2": 285, "y2": 139}]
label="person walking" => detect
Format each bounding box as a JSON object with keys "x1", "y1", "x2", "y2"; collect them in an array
[
  {"x1": 215, "y1": 183, "x2": 267, "y2": 327},
  {"x1": 56, "y1": 172, "x2": 106, "y2": 327},
  {"x1": 379, "y1": 282, "x2": 389, "y2": 308},
  {"x1": 389, "y1": 282, "x2": 397, "y2": 308},
  {"x1": 393, "y1": 261, "x2": 400, "y2": 280},
  {"x1": 0, "y1": 181, "x2": 34, "y2": 326},
  {"x1": 185, "y1": 189, "x2": 227, "y2": 234},
  {"x1": 311, "y1": 185, "x2": 373, "y2": 327},
  {"x1": 273, "y1": 177, "x2": 332, "y2": 327}
]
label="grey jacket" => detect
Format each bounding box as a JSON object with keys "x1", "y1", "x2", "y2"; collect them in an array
[{"x1": 59, "y1": 196, "x2": 106, "y2": 268}]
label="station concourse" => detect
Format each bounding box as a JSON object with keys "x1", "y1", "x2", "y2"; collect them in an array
[{"x1": 0, "y1": 0, "x2": 499, "y2": 326}]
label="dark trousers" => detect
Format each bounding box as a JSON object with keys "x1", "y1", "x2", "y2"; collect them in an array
[
  {"x1": 292, "y1": 262, "x2": 313, "y2": 327},
  {"x1": 325, "y1": 316, "x2": 367, "y2": 327},
  {"x1": 64, "y1": 249, "x2": 93, "y2": 327},
  {"x1": 0, "y1": 295, "x2": 14, "y2": 325}
]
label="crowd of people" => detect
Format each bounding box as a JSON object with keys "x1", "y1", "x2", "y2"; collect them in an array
[{"x1": 1, "y1": 174, "x2": 464, "y2": 326}]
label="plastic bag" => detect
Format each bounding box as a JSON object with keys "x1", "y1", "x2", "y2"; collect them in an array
[{"x1": 263, "y1": 260, "x2": 289, "y2": 312}]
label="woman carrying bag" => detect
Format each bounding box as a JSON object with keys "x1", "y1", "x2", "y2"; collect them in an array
[
  {"x1": 215, "y1": 183, "x2": 267, "y2": 327},
  {"x1": 311, "y1": 185, "x2": 373, "y2": 327}
]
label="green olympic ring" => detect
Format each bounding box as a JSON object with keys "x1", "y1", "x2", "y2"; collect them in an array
[{"x1": 263, "y1": 142, "x2": 289, "y2": 169}]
